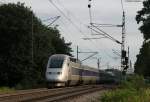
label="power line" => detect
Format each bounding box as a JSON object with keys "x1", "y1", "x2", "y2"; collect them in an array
[
  {"x1": 48, "y1": 0, "x2": 85, "y2": 35},
  {"x1": 43, "y1": 16, "x2": 61, "y2": 26},
  {"x1": 56, "y1": 0, "x2": 88, "y2": 28},
  {"x1": 47, "y1": 1, "x2": 95, "y2": 47},
  {"x1": 88, "y1": 0, "x2": 93, "y2": 25},
  {"x1": 121, "y1": 0, "x2": 125, "y2": 12},
  {"x1": 48, "y1": 0, "x2": 115, "y2": 60},
  {"x1": 55, "y1": 12, "x2": 101, "y2": 58},
  {"x1": 58, "y1": 18, "x2": 98, "y2": 53},
  {"x1": 91, "y1": 23, "x2": 122, "y2": 27},
  {"x1": 88, "y1": 0, "x2": 93, "y2": 35},
  {"x1": 85, "y1": 0, "x2": 127, "y2": 69},
  {"x1": 88, "y1": 24, "x2": 122, "y2": 44},
  {"x1": 52, "y1": 0, "x2": 115, "y2": 60}
]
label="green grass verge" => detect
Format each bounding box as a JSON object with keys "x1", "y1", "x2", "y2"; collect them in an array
[
  {"x1": 0, "y1": 87, "x2": 15, "y2": 94},
  {"x1": 101, "y1": 88, "x2": 150, "y2": 102},
  {"x1": 100, "y1": 75, "x2": 150, "y2": 102}
]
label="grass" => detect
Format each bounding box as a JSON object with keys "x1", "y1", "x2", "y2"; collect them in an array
[
  {"x1": 101, "y1": 88, "x2": 150, "y2": 102},
  {"x1": 0, "y1": 87, "x2": 15, "y2": 94},
  {"x1": 99, "y1": 75, "x2": 150, "y2": 102}
]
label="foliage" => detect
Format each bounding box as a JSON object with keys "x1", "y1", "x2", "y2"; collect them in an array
[
  {"x1": 101, "y1": 89, "x2": 150, "y2": 102},
  {"x1": 134, "y1": 0, "x2": 150, "y2": 77},
  {"x1": 100, "y1": 75, "x2": 150, "y2": 102},
  {"x1": 136, "y1": 0, "x2": 150, "y2": 40},
  {"x1": 0, "y1": 3, "x2": 72, "y2": 89},
  {"x1": 120, "y1": 74, "x2": 145, "y2": 90},
  {"x1": 134, "y1": 43, "x2": 150, "y2": 76},
  {"x1": 0, "y1": 87, "x2": 15, "y2": 93}
]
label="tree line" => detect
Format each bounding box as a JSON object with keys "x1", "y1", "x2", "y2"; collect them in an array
[
  {"x1": 135, "y1": 0, "x2": 150, "y2": 77},
  {"x1": 0, "y1": 3, "x2": 72, "y2": 89}
]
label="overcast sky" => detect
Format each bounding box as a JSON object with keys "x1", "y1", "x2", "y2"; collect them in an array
[{"x1": 3, "y1": 0, "x2": 144, "y2": 69}]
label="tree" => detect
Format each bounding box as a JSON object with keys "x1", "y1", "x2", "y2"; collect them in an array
[
  {"x1": 0, "y1": 3, "x2": 72, "y2": 88},
  {"x1": 134, "y1": 43, "x2": 150, "y2": 76},
  {"x1": 135, "y1": 0, "x2": 150, "y2": 77},
  {"x1": 136, "y1": 0, "x2": 150, "y2": 40}
]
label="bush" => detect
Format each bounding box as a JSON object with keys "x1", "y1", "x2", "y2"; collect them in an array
[
  {"x1": 101, "y1": 88, "x2": 150, "y2": 102},
  {"x1": 15, "y1": 77, "x2": 46, "y2": 90},
  {"x1": 100, "y1": 75, "x2": 150, "y2": 102},
  {"x1": 120, "y1": 74, "x2": 145, "y2": 90}
]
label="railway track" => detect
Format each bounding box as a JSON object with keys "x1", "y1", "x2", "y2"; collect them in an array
[
  {"x1": 0, "y1": 88, "x2": 47, "y2": 95},
  {"x1": 0, "y1": 85, "x2": 114, "y2": 102}
]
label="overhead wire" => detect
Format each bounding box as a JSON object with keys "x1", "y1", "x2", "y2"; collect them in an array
[
  {"x1": 56, "y1": 0, "x2": 89, "y2": 28},
  {"x1": 48, "y1": 0, "x2": 114, "y2": 61},
  {"x1": 48, "y1": 0, "x2": 86, "y2": 36},
  {"x1": 121, "y1": 0, "x2": 125, "y2": 12},
  {"x1": 91, "y1": 24, "x2": 122, "y2": 44},
  {"x1": 86, "y1": 0, "x2": 121, "y2": 59},
  {"x1": 86, "y1": 0, "x2": 123, "y2": 60},
  {"x1": 54, "y1": 11, "x2": 99, "y2": 59},
  {"x1": 55, "y1": 21, "x2": 83, "y2": 59},
  {"x1": 54, "y1": 0, "x2": 114, "y2": 59},
  {"x1": 58, "y1": 19, "x2": 78, "y2": 42},
  {"x1": 59, "y1": 17, "x2": 97, "y2": 54},
  {"x1": 88, "y1": 0, "x2": 93, "y2": 35},
  {"x1": 48, "y1": 0, "x2": 97, "y2": 49},
  {"x1": 88, "y1": 2, "x2": 92, "y2": 25},
  {"x1": 86, "y1": 0, "x2": 117, "y2": 59}
]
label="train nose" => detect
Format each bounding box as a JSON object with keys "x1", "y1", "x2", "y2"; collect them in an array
[{"x1": 46, "y1": 71, "x2": 63, "y2": 81}]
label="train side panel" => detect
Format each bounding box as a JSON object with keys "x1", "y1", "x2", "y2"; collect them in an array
[
  {"x1": 46, "y1": 54, "x2": 101, "y2": 88},
  {"x1": 69, "y1": 62, "x2": 81, "y2": 85}
]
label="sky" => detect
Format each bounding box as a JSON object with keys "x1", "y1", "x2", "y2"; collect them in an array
[{"x1": 2, "y1": 0, "x2": 144, "y2": 70}]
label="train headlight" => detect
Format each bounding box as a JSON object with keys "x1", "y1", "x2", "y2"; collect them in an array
[
  {"x1": 57, "y1": 72, "x2": 62, "y2": 74},
  {"x1": 48, "y1": 72, "x2": 52, "y2": 74}
]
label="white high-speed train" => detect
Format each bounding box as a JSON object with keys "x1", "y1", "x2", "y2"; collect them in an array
[{"x1": 45, "y1": 54, "x2": 100, "y2": 87}]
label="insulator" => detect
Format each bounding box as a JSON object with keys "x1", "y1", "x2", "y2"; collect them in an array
[
  {"x1": 122, "y1": 50, "x2": 126, "y2": 58},
  {"x1": 124, "y1": 65, "x2": 129, "y2": 70},
  {"x1": 125, "y1": 57, "x2": 128, "y2": 64},
  {"x1": 88, "y1": 4, "x2": 91, "y2": 8}
]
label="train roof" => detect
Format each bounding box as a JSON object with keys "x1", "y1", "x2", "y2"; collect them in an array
[
  {"x1": 50, "y1": 54, "x2": 81, "y2": 62},
  {"x1": 50, "y1": 54, "x2": 69, "y2": 58},
  {"x1": 49, "y1": 54, "x2": 99, "y2": 72}
]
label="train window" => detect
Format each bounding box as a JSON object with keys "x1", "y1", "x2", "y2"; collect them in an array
[
  {"x1": 70, "y1": 58, "x2": 77, "y2": 63},
  {"x1": 83, "y1": 70, "x2": 98, "y2": 76},
  {"x1": 49, "y1": 56, "x2": 65, "y2": 68}
]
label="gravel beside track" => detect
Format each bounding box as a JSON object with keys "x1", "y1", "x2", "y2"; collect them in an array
[
  {"x1": 59, "y1": 90, "x2": 106, "y2": 102},
  {"x1": 57, "y1": 85, "x2": 115, "y2": 102}
]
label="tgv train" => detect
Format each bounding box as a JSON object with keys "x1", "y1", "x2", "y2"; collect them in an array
[{"x1": 45, "y1": 54, "x2": 100, "y2": 87}]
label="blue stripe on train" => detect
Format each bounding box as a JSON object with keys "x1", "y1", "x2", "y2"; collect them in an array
[{"x1": 71, "y1": 67, "x2": 99, "y2": 76}]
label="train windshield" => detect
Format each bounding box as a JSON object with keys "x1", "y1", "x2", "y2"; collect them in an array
[{"x1": 49, "y1": 56, "x2": 65, "y2": 68}]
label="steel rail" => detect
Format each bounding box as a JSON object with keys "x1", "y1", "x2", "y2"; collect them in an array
[
  {"x1": 0, "y1": 88, "x2": 46, "y2": 95},
  {"x1": 0, "y1": 85, "x2": 98, "y2": 102},
  {"x1": 32, "y1": 85, "x2": 105, "y2": 102}
]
